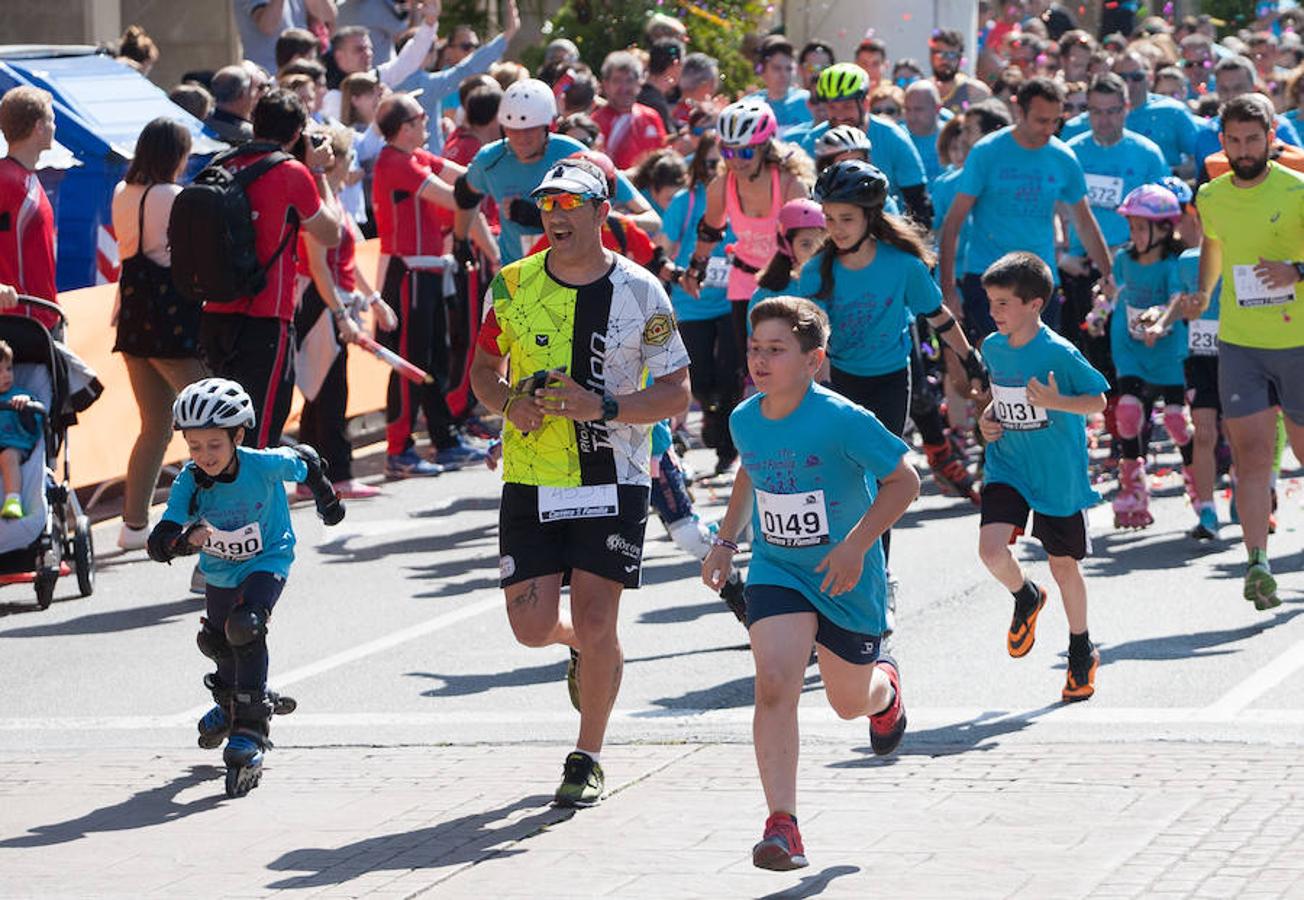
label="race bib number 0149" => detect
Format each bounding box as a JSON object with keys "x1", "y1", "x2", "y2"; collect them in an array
[
  {"x1": 990, "y1": 383, "x2": 1050, "y2": 431},
  {"x1": 203, "y1": 522, "x2": 264, "y2": 562},
  {"x1": 756, "y1": 489, "x2": 830, "y2": 548}
]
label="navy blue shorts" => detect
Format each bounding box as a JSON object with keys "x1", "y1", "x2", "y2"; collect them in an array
[{"x1": 744, "y1": 583, "x2": 882, "y2": 665}]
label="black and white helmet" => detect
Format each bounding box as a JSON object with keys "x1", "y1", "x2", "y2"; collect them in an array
[
  {"x1": 172, "y1": 378, "x2": 256, "y2": 431},
  {"x1": 814, "y1": 124, "x2": 873, "y2": 159},
  {"x1": 716, "y1": 98, "x2": 778, "y2": 147}
]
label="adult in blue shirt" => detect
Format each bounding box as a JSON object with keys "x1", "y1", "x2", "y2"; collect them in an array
[
  {"x1": 939, "y1": 77, "x2": 1115, "y2": 342},
  {"x1": 452, "y1": 79, "x2": 659, "y2": 267},
  {"x1": 1193, "y1": 55, "x2": 1302, "y2": 181},
  {"x1": 748, "y1": 36, "x2": 813, "y2": 136},
  {"x1": 1061, "y1": 73, "x2": 1168, "y2": 346},
  {"x1": 903, "y1": 81, "x2": 952, "y2": 184},
  {"x1": 799, "y1": 63, "x2": 933, "y2": 226}
]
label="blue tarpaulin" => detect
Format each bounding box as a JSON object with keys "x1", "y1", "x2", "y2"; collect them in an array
[{"x1": 0, "y1": 47, "x2": 226, "y2": 291}]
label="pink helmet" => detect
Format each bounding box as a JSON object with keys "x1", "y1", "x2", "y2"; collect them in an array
[
  {"x1": 778, "y1": 198, "x2": 826, "y2": 233},
  {"x1": 1116, "y1": 184, "x2": 1182, "y2": 223}
]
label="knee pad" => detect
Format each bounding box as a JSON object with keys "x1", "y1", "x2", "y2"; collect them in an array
[
  {"x1": 1116, "y1": 395, "x2": 1145, "y2": 440},
  {"x1": 225, "y1": 606, "x2": 268, "y2": 649},
  {"x1": 1163, "y1": 405, "x2": 1192, "y2": 446},
  {"x1": 669, "y1": 516, "x2": 714, "y2": 561},
  {"x1": 197, "y1": 622, "x2": 232, "y2": 663}
]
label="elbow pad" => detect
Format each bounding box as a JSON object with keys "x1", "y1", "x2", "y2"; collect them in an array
[
  {"x1": 293, "y1": 443, "x2": 346, "y2": 526},
  {"x1": 901, "y1": 184, "x2": 934, "y2": 230},
  {"x1": 147, "y1": 520, "x2": 189, "y2": 563},
  {"x1": 453, "y1": 174, "x2": 484, "y2": 211},
  {"x1": 695, "y1": 219, "x2": 725, "y2": 243}
]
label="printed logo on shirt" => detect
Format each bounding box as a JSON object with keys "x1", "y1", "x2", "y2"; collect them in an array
[
  {"x1": 605, "y1": 533, "x2": 642, "y2": 560},
  {"x1": 642, "y1": 313, "x2": 675, "y2": 346},
  {"x1": 535, "y1": 334, "x2": 549, "y2": 346}
]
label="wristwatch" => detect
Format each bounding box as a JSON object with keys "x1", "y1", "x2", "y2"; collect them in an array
[{"x1": 599, "y1": 393, "x2": 619, "y2": 423}]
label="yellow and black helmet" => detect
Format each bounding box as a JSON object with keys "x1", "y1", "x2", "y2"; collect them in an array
[{"x1": 815, "y1": 63, "x2": 869, "y2": 103}]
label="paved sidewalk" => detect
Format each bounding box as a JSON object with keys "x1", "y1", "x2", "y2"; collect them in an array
[{"x1": 3, "y1": 739, "x2": 1304, "y2": 898}]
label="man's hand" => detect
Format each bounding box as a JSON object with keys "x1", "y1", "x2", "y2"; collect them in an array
[
  {"x1": 413, "y1": 0, "x2": 441, "y2": 26},
  {"x1": 373, "y1": 298, "x2": 399, "y2": 332},
  {"x1": 1253, "y1": 256, "x2": 1299, "y2": 290},
  {"x1": 815, "y1": 540, "x2": 865, "y2": 597},
  {"x1": 505, "y1": 391, "x2": 546, "y2": 433},
  {"x1": 335, "y1": 312, "x2": 362, "y2": 344},
  {"x1": 305, "y1": 135, "x2": 334, "y2": 172},
  {"x1": 978, "y1": 404, "x2": 1004, "y2": 443},
  {"x1": 535, "y1": 370, "x2": 603, "y2": 422},
  {"x1": 702, "y1": 544, "x2": 735, "y2": 592},
  {"x1": 1177, "y1": 291, "x2": 1204, "y2": 320},
  {"x1": 1026, "y1": 371, "x2": 1065, "y2": 411},
  {"x1": 0, "y1": 284, "x2": 17, "y2": 310},
  {"x1": 503, "y1": 0, "x2": 520, "y2": 39}
]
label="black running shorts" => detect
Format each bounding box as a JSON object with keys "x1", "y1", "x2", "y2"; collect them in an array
[
  {"x1": 744, "y1": 583, "x2": 882, "y2": 665},
  {"x1": 1184, "y1": 355, "x2": 1220, "y2": 412},
  {"x1": 498, "y1": 482, "x2": 650, "y2": 589},
  {"x1": 980, "y1": 482, "x2": 1091, "y2": 561}
]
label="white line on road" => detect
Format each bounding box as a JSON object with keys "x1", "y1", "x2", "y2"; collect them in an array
[{"x1": 1203, "y1": 634, "x2": 1304, "y2": 719}]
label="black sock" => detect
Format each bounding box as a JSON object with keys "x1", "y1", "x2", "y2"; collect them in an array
[
  {"x1": 1068, "y1": 630, "x2": 1092, "y2": 660},
  {"x1": 872, "y1": 686, "x2": 896, "y2": 717},
  {"x1": 1012, "y1": 579, "x2": 1041, "y2": 619}
]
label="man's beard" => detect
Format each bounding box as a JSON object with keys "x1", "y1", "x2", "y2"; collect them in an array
[
  {"x1": 1229, "y1": 154, "x2": 1269, "y2": 180},
  {"x1": 933, "y1": 64, "x2": 957, "y2": 81}
]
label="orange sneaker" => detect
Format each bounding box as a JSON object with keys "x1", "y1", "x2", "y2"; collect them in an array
[
  {"x1": 1062, "y1": 645, "x2": 1100, "y2": 703},
  {"x1": 1007, "y1": 586, "x2": 1047, "y2": 658}
]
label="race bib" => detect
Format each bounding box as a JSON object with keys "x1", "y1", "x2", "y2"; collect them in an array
[
  {"x1": 1188, "y1": 317, "x2": 1219, "y2": 356},
  {"x1": 704, "y1": 255, "x2": 731, "y2": 290},
  {"x1": 1233, "y1": 264, "x2": 1294, "y2": 308},
  {"x1": 537, "y1": 485, "x2": 619, "y2": 522},
  {"x1": 990, "y1": 383, "x2": 1050, "y2": 431},
  {"x1": 1085, "y1": 173, "x2": 1125, "y2": 209},
  {"x1": 202, "y1": 522, "x2": 264, "y2": 562},
  {"x1": 756, "y1": 488, "x2": 830, "y2": 548}
]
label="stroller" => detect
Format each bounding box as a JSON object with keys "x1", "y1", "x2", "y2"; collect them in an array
[{"x1": 0, "y1": 298, "x2": 94, "y2": 609}]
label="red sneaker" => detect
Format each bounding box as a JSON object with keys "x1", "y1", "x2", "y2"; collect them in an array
[
  {"x1": 869, "y1": 654, "x2": 907, "y2": 756},
  {"x1": 752, "y1": 812, "x2": 808, "y2": 871}
]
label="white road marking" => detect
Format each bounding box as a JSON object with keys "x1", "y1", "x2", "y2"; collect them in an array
[{"x1": 1203, "y1": 635, "x2": 1304, "y2": 719}]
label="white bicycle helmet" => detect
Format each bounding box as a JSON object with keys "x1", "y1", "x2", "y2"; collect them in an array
[
  {"x1": 173, "y1": 378, "x2": 256, "y2": 431},
  {"x1": 814, "y1": 124, "x2": 873, "y2": 159},
  {"x1": 499, "y1": 78, "x2": 557, "y2": 129},
  {"x1": 717, "y1": 98, "x2": 778, "y2": 147}
]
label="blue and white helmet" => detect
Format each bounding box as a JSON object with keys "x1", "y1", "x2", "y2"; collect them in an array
[{"x1": 172, "y1": 378, "x2": 256, "y2": 431}]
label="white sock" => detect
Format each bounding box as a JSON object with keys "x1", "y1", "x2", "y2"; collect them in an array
[{"x1": 573, "y1": 748, "x2": 600, "y2": 764}]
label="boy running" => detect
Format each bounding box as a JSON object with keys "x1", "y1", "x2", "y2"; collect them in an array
[
  {"x1": 975, "y1": 253, "x2": 1110, "y2": 703},
  {"x1": 703, "y1": 296, "x2": 918, "y2": 871}
]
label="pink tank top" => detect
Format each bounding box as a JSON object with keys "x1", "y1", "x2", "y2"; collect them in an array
[{"x1": 724, "y1": 167, "x2": 781, "y2": 302}]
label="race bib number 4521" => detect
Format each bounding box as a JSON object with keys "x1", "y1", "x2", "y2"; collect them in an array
[
  {"x1": 990, "y1": 383, "x2": 1050, "y2": 431},
  {"x1": 756, "y1": 489, "x2": 830, "y2": 548},
  {"x1": 203, "y1": 522, "x2": 264, "y2": 562}
]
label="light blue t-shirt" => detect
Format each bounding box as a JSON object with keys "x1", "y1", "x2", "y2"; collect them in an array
[
  {"x1": 750, "y1": 87, "x2": 813, "y2": 131},
  {"x1": 731, "y1": 382, "x2": 909, "y2": 635},
  {"x1": 1059, "y1": 94, "x2": 1203, "y2": 169},
  {"x1": 1110, "y1": 249, "x2": 1187, "y2": 386},
  {"x1": 957, "y1": 127, "x2": 1088, "y2": 283},
  {"x1": 1177, "y1": 246, "x2": 1221, "y2": 322},
  {"x1": 930, "y1": 164, "x2": 970, "y2": 274},
  {"x1": 801, "y1": 116, "x2": 928, "y2": 197},
  {"x1": 794, "y1": 243, "x2": 944, "y2": 377},
  {"x1": 909, "y1": 125, "x2": 945, "y2": 183},
  {"x1": 1195, "y1": 113, "x2": 1301, "y2": 179},
  {"x1": 161, "y1": 447, "x2": 308, "y2": 589},
  {"x1": 1065, "y1": 129, "x2": 1168, "y2": 254},
  {"x1": 396, "y1": 34, "x2": 509, "y2": 155},
  {"x1": 0, "y1": 388, "x2": 39, "y2": 455},
  {"x1": 982, "y1": 324, "x2": 1110, "y2": 517},
  {"x1": 465, "y1": 134, "x2": 644, "y2": 265},
  {"x1": 662, "y1": 184, "x2": 732, "y2": 322}
]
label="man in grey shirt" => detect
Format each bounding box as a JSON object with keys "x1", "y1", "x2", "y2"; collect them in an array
[{"x1": 234, "y1": 0, "x2": 336, "y2": 75}]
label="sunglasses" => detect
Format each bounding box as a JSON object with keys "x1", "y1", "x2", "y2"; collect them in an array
[
  {"x1": 1062, "y1": 101, "x2": 1088, "y2": 114},
  {"x1": 872, "y1": 105, "x2": 901, "y2": 117},
  {"x1": 931, "y1": 50, "x2": 961, "y2": 61},
  {"x1": 721, "y1": 145, "x2": 758, "y2": 160},
  {"x1": 1119, "y1": 71, "x2": 1148, "y2": 82},
  {"x1": 1181, "y1": 59, "x2": 1210, "y2": 69},
  {"x1": 535, "y1": 192, "x2": 595, "y2": 212}
]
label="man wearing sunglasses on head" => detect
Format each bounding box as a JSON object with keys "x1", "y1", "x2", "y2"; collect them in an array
[
  {"x1": 929, "y1": 30, "x2": 990, "y2": 118},
  {"x1": 469, "y1": 158, "x2": 691, "y2": 809}
]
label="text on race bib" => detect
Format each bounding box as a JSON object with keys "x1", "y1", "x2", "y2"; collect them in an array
[
  {"x1": 1188, "y1": 318, "x2": 1218, "y2": 356},
  {"x1": 1084, "y1": 173, "x2": 1125, "y2": 209},
  {"x1": 756, "y1": 488, "x2": 830, "y2": 548},
  {"x1": 537, "y1": 485, "x2": 619, "y2": 523},
  {"x1": 990, "y1": 383, "x2": 1050, "y2": 431},
  {"x1": 1232, "y1": 264, "x2": 1295, "y2": 308},
  {"x1": 202, "y1": 522, "x2": 264, "y2": 562},
  {"x1": 704, "y1": 255, "x2": 731, "y2": 290}
]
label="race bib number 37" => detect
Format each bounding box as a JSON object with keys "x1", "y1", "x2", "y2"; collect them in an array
[
  {"x1": 203, "y1": 522, "x2": 264, "y2": 562},
  {"x1": 756, "y1": 489, "x2": 830, "y2": 548},
  {"x1": 991, "y1": 383, "x2": 1050, "y2": 431}
]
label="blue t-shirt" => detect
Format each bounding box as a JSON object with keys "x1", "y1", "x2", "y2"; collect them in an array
[
  {"x1": 1195, "y1": 113, "x2": 1301, "y2": 180},
  {"x1": 982, "y1": 324, "x2": 1110, "y2": 517},
  {"x1": 731, "y1": 382, "x2": 909, "y2": 635},
  {"x1": 931, "y1": 164, "x2": 970, "y2": 274},
  {"x1": 1126, "y1": 94, "x2": 1201, "y2": 168},
  {"x1": 465, "y1": 133, "x2": 644, "y2": 265},
  {"x1": 161, "y1": 447, "x2": 307, "y2": 588},
  {"x1": 910, "y1": 126, "x2": 944, "y2": 183},
  {"x1": 794, "y1": 244, "x2": 943, "y2": 377},
  {"x1": 1065, "y1": 129, "x2": 1168, "y2": 254},
  {"x1": 0, "y1": 388, "x2": 39, "y2": 455},
  {"x1": 801, "y1": 116, "x2": 928, "y2": 197},
  {"x1": 1110, "y1": 249, "x2": 1187, "y2": 385},
  {"x1": 1177, "y1": 247, "x2": 1221, "y2": 358},
  {"x1": 957, "y1": 127, "x2": 1088, "y2": 283},
  {"x1": 661, "y1": 184, "x2": 732, "y2": 322},
  {"x1": 750, "y1": 87, "x2": 813, "y2": 131}
]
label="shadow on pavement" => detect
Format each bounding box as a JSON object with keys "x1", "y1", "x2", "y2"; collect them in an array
[
  {"x1": 0, "y1": 597, "x2": 198, "y2": 637},
  {"x1": 0, "y1": 764, "x2": 223, "y2": 847},
  {"x1": 410, "y1": 495, "x2": 502, "y2": 518},
  {"x1": 264, "y1": 794, "x2": 563, "y2": 890},
  {"x1": 758, "y1": 864, "x2": 861, "y2": 899},
  {"x1": 315, "y1": 521, "x2": 496, "y2": 564},
  {"x1": 830, "y1": 704, "x2": 1062, "y2": 765},
  {"x1": 637, "y1": 599, "x2": 730, "y2": 625}
]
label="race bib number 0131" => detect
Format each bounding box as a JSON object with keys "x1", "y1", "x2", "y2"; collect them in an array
[
  {"x1": 990, "y1": 383, "x2": 1050, "y2": 431},
  {"x1": 756, "y1": 489, "x2": 830, "y2": 548},
  {"x1": 203, "y1": 522, "x2": 264, "y2": 562}
]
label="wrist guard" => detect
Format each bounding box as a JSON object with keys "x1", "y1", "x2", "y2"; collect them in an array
[
  {"x1": 695, "y1": 220, "x2": 725, "y2": 243},
  {"x1": 292, "y1": 444, "x2": 346, "y2": 526}
]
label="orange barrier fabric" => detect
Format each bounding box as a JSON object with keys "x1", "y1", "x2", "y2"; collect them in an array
[{"x1": 62, "y1": 239, "x2": 391, "y2": 489}]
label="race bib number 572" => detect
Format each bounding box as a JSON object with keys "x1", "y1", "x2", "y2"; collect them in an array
[{"x1": 756, "y1": 489, "x2": 830, "y2": 548}]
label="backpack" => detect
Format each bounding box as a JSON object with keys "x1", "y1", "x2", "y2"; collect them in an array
[{"x1": 169, "y1": 142, "x2": 299, "y2": 304}]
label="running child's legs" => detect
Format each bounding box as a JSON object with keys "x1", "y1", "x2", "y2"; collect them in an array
[
  {"x1": 203, "y1": 572, "x2": 286, "y2": 732},
  {"x1": 0, "y1": 446, "x2": 21, "y2": 496},
  {"x1": 816, "y1": 649, "x2": 894, "y2": 722},
  {"x1": 978, "y1": 522, "x2": 1025, "y2": 592},
  {"x1": 749, "y1": 611, "x2": 818, "y2": 818},
  {"x1": 1047, "y1": 554, "x2": 1087, "y2": 634}
]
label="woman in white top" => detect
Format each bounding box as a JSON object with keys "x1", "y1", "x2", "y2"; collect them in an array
[{"x1": 110, "y1": 117, "x2": 207, "y2": 551}]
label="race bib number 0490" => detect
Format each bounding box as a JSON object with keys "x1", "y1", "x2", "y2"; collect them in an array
[
  {"x1": 990, "y1": 383, "x2": 1050, "y2": 431},
  {"x1": 756, "y1": 489, "x2": 830, "y2": 548}
]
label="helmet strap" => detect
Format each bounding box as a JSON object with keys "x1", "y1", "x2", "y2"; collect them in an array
[{"x1": 836, "y1": 216, "x2": 875, "y2": 256}]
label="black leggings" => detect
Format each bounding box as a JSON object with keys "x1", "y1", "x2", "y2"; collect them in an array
[
  {"x1": 294, "y1": 283, "x2": 352, "y2": 481},
  {"x1": 199, "y1": 313, "x2": 295, "y2": 449},
  {"x1": 381, "y1": 259, "x2": 457, "y2": 456},
  {"x1": 679, "y1": 313, "x2": 742, "y2": 461},
  {"x1": 204, "y1": 571, "x2": 286, "y2": 729},
  {"x1": 829, "y1": 365, "x2": 910, "y2": 563}
]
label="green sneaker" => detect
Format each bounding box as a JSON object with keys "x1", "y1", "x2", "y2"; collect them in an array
[
  {"x1": 566, "y1": 648, "x2": 581, "y2": 712},
  {"x1": 0, "y1": 496, "x2": 22, "y2": 519},
  {"x1": 1244, "y1": 563, "x2": 1281, "y2": 610},
  {"x1": 553, "y1": 751, "x2": 603, "y2": 807}
]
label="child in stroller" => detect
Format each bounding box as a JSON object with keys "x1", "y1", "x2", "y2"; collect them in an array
[{"x1": 0, "y1": 338, "x2": 42, "y2": 519}]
